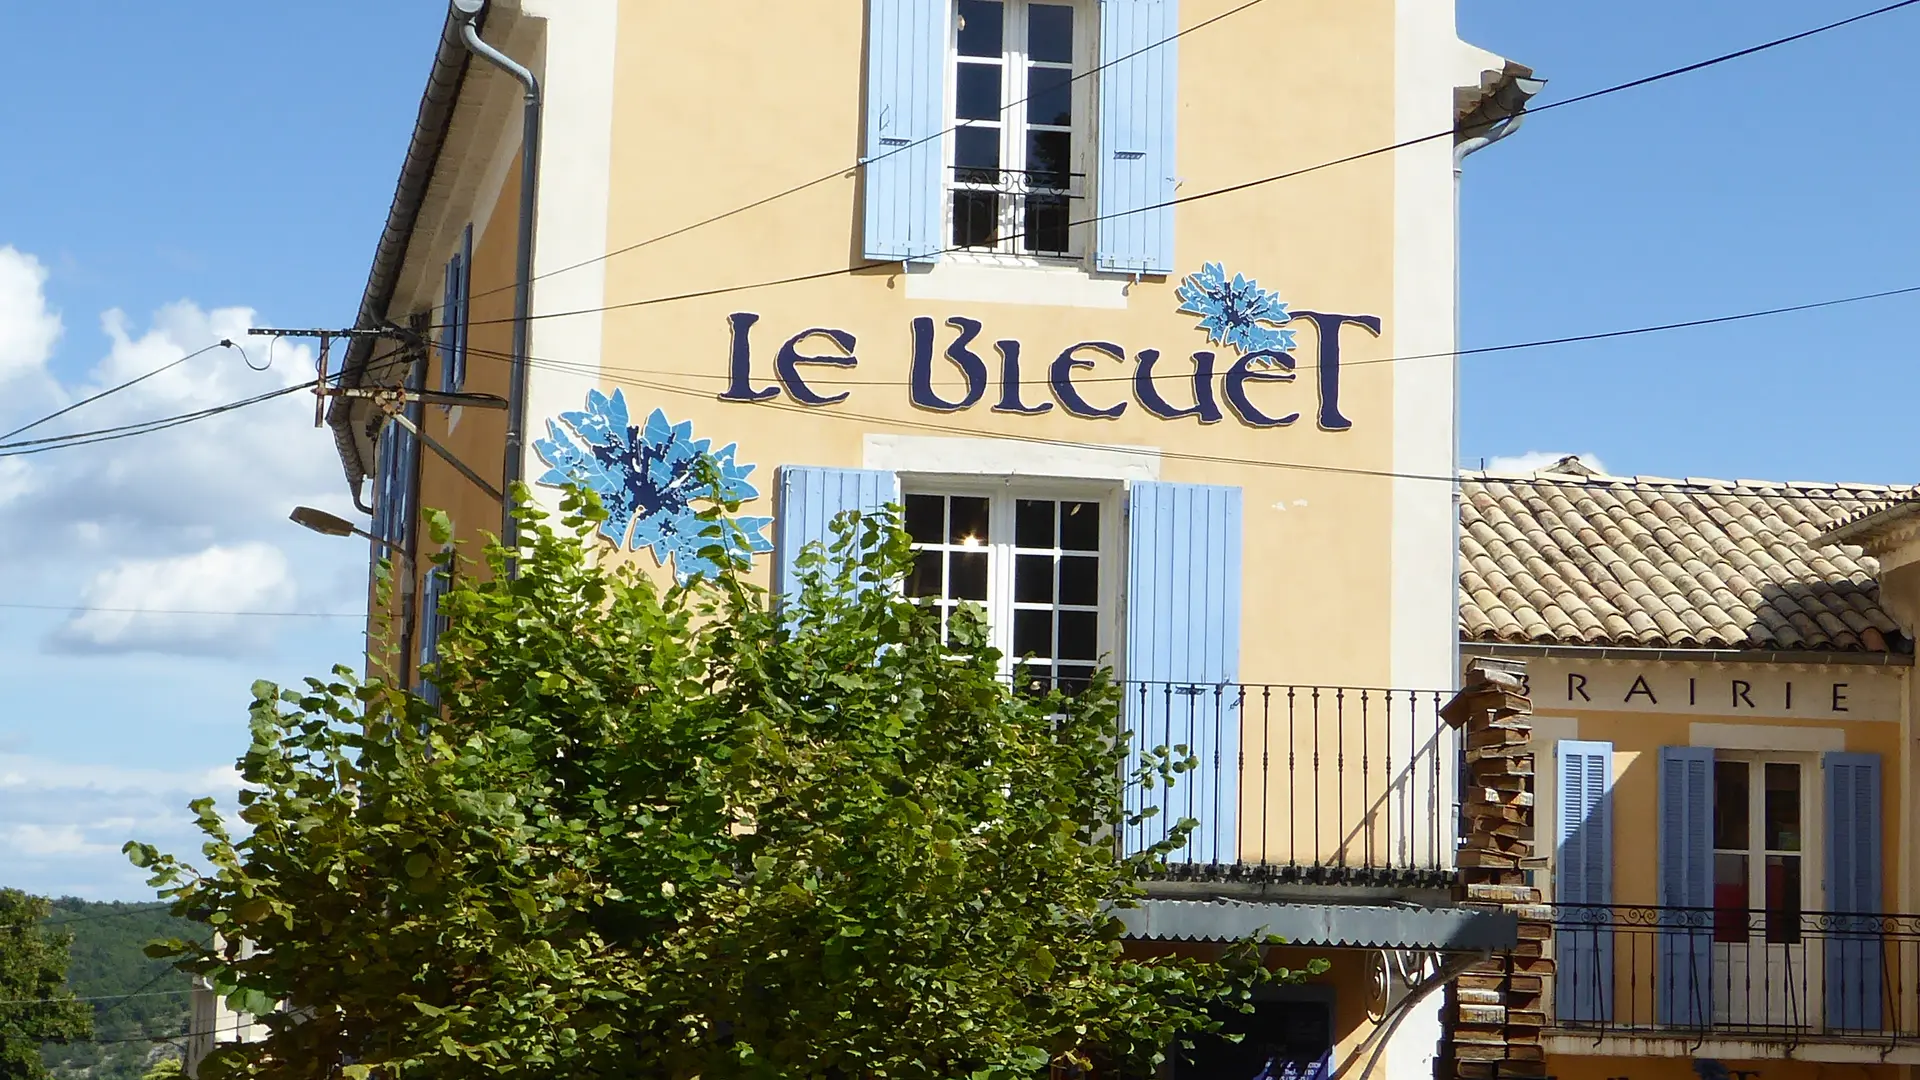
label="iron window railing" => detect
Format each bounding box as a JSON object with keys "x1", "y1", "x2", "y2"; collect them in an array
[
  {"x1": 1103, "y1": 681, "x2": 1456, "y2": 888},
  {"x1": 1548, "y1": 904, "x2": 1920, "y2": 1047}
]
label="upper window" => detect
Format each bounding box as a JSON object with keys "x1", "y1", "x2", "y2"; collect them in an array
[
  {"x1": 1713, "y1": 756, "x2": 1806, "y2": 944},
  {"x1": 439, "y1": 223, "x2": 473, "y2": 404},
  {"x1": 903, "y1": 487, "x2": 1110, "y2": 691},
  {"x1": 948, "y1": 0, "x2": 1090, "y2": 259}
]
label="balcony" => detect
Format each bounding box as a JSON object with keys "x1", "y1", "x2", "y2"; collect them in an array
[
  {"x1": 1113, "y1": 682, "x2": 1457, "y2": 893},
  {"x1": 1546, "y1": 904, "x2": 1920, "y2": 1063}
]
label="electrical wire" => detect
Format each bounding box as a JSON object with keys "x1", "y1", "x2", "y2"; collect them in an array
[
  {"x1": 3, "y1": 903, "x2": 179, "y2": 930},
  {"x1": 0, "y1": 381, "x2": 319, "y2": 459},
  {"x1": 440, "y1": 336, "x2": 1917, "y2": 510},
  {"x1": 445, "y1": 0, "x2": 1920, "y2": 332},
  {"x1": 0, "y1": 602, "x2": 361, "y2": 619},
  {"x1": 438, "y1": 0, "x2": 1274, "y2": 319},
  {"x1": 0, "y1": 341, "x2": 237, "y2": 443},
  {"x1": 443, "y1": 280, "x2": 1920, "y2": 389},
  {"x1": 0, "y1": 989, "x2": 190, "y2": 1007}
]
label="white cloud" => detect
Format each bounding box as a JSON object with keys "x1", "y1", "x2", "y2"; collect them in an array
[
  {"x1": 51, "y1": 542, "x2": 297, "y2": 655},
  {"x1": 1483, "y1": 451, "x2": 1610, "y2": 476},
  {"x1": 0, "y1": 246, "x2": 62, "y2": 384},
  {"x1": 0, "y1": 754, "x2": 243, "y2": 899}
]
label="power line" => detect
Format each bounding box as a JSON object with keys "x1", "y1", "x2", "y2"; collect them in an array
[
  {"x1": 0, "y1": 602, "x2": 361, "y2": 620},
  {"x1": 441, "y1": 337, "x2": 1915, "y2": 512},
  {"x1": 0, "y1": 902, "x2": 179, "y2": 932},
  {"x1": 0, "y1": 341, "x2": 238, "y2": 443},
  {"x1": 446, "y1": 0, "x2": 1920, "y2": 332},
  {"x1": 438, "y1": 0, "x2": 1273, "y2": 320},
  {"x1": 0, "y1": 344, "x2": 406, "y2": 460},
  {"x1": 0, "y1": 989, "x2": 189, "y2": 1007},
  {"x1": 458, "y1": 280, "x2": 1920, "y2": 389}
]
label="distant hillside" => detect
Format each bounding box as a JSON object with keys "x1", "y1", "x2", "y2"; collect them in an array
[{"x1": 37, "y1": 898, "x2": 201, "y2": 1080}]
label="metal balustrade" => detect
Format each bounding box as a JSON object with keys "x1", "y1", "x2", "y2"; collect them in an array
[
  {"x1": 1107, "y1": 682, "x2": 1457, "y2": 888},
  {"x1": 1548, "y1": 904, "x2": 1920, "y2": 1048}
]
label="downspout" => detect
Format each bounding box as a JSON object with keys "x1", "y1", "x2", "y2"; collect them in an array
[
  {"x1": 452, "y1": 0, "x2": 541, "y2": 566},
  {"x1": 1450, "y1": 74, "x2": 1542, "y2": 686}
]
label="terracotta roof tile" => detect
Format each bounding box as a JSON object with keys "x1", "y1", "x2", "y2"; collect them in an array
[{"x1": 1459, "y1": 462, "x2": 1915, "y2": 654}]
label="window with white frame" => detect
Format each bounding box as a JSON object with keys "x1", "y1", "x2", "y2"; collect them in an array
[
  {"x1": 904, "y1": 488, "x2": 1110, "y2": 691},
  {"x1": 1713, "y1": 755, "x2": 1809, "y2": 944},
  {"x1": 948, "y1": 0, "x2": 1091, "y2": 258}
]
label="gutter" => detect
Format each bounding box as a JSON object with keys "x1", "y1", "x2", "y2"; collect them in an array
[
  {"x1": 1461, "y1": 640, "x2": 1915, "y2": 668},
  {"x1": 451, "y1": 0, "x2": 541, "y2": 558},
  {"x1": 325, "y1": 4, "x2": 483, "y2": 508}
]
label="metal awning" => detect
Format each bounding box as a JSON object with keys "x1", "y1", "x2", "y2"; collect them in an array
[{"x1": 1116, "y1": 899, "x2": 1517, "y2": 951}]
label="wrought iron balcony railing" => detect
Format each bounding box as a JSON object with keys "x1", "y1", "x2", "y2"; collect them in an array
[
  {"x1": 1112, "y1": 682, "x2": 1456, "y2": 889},
  {"x1": 1549, "y1": 904, "x2": 1920, "y2": 1048}
]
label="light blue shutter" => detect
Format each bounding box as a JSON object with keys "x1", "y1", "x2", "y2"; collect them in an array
[
  {"x1": 862, "y1": 0, "x2": 945, "y2": 262},
  {"x1": 1657, "y1": 746, "x2": 1714, "y2": 1027},
  {"x1": 1123, "y1": 481, "x2": 1240, "y2": 865},
  {"x1": 438, "y1": 243, "x2": 464, "y2": 397},
  {"x1": 1554, "y1": 740, "x2": 1614, "y2": 1023},
  {"x1": 1825, "y1": 752, "x2": 1883, "y2": 1031},
  {"x1": 1096, "y1": 0, "x2": 1179, "y2": 275},
  {"x1": 453, "y1": 224, "x2": 472, "y2": 391},
  {"x1": 417, "y1": 566, "x2": 449, "y2": 707},
  {"x1": 774, "y1": 466, "x2": 900, "y2": 601}
]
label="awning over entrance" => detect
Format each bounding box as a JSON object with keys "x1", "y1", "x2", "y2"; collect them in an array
[{"x1": 1116, "y1": 899, "x2": 1518, "y2": 951}]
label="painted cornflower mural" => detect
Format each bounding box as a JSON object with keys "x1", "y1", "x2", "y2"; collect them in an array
[
  {"x1": 1175, "y1": 262, "x2": 1298, "y2": 359},
  {"x1": 533, "y1": 388, "x2": 772, "y2": 580}
]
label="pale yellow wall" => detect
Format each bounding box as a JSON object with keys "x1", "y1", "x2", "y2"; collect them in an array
[{"x1": 568, "y1": 0, "x2": 1411, "y2": 689}]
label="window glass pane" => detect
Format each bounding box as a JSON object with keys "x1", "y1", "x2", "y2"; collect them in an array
[
  {"x1": 1764, "y1": 762, "x2": 1800, "y2": 852},
  {"x1": 1015, "y1": 553, "x2": 1054, "y2": 603},
  {"x1": 907, "y1": 550, "x2": 944, "y2": 598},
  {"x1": 1026, "y1": 130, "x2": 1071, "y2": 190},
  {"x1": 1059, "y1": 555, "x2": 1098, "y2": 606},
  {"x1": 1060, "y1": 501, "x2": 1100, "y2": 551},
  {"x1": 1015, "y1": 499, "x2": 1055, "y2": 548},
  {"x1": 955, "y1": 125, "x2": 1001, "y2": 184},
  {"x1": 951, "y1": 551, "x2": 989, "y2": 601},
  {"x1": 1714, "y1": 852, "x2": 1750, "y2": 943},
  {"x1": 957, "y1": 0, "x2": 1004, "y2": 57},
  {"x1": 1056, "y1": 663, "x2": 1096, "y2": 696},
  {"x1": 953, "y1": 190, "x2": 999, "y2": 247},
  {"x1": 1013, "y1": 609, "x2": 1052, "y2": 658},
  {"x1": 949, "y1": 496, "x2": 990, "y2": 544},
  {"x1": 1028, "y1": 4, "x2": 1073, "y2": 63},
  {"x1": 1713, "y1": 760, "x2": 1749, "y2": 850},
  {"x1": 1765, "y1": 854, "x2": 1802, "y2": 944},
  {"x1": 1058, "y1": 610, "x2": 1098, "y2": 660},
  {"x1": 1027, "y1": 65, "x2": 1072, "y2": 127},
  {"x1": 957, "y1": 63, "x2": 1002, "y2": 121},
  {"x1": 905, "y1": 494, "x2": 944, "y2": 544}
]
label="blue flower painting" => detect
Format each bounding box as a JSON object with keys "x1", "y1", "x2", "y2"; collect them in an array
[
  {"x1": 533, "y1": 388, "x2": 772, "y2": 580},
  {"x1": 1175, "y1": 262, "x2": 1298, "y2": 358}
]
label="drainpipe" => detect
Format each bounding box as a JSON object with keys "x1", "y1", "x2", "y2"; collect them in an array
[
  {"x1": 1451, "y1": 73, "x2": 1543, "y2": 686},
  {"x1": 451, "y1": 0, "x2": 540, "y2": 566}
]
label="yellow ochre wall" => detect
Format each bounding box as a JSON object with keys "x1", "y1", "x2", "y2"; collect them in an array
[
  {"x1": 569, "y1": 0, "x2": 1413, "y2": 690},
  {"x1": 1550, "y1": 1059, "x2": 1898, "y2": 1080}
]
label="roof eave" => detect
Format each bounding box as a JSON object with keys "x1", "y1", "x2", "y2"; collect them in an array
[
  {"x1": 1818, "y1": 500, "x2": 1920, "y2": 550},
  {"x1": 325, "y1": 5, "x2": 480, "y2": 499}
]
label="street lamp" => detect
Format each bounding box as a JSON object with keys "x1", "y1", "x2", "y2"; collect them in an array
[{"x1": 288, "y1": 506, "x2": 408, "y2": 563}]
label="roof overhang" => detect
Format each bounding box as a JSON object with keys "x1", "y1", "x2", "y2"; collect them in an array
[
  {"x1": 1461, "y1": 640, "x2": 1913, "y2": 668},
  {"x1": 1116, "y1": 899, "x2": 1518, "y2": 952},
  {"x1": 1820, "y1": 498, "x2": 1920, "y2": 553},
  {"x1": 325, "y1": 4, "x2": 492, "y2": 504}
]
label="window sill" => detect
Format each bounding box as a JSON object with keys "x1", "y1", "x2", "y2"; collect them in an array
[{"x1": 904, "y1": 253, "x2": 1134, "y2": 309}]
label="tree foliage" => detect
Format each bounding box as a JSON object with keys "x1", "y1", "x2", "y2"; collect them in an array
[
  {"x1": 37, "y1": 899, "x2": 196, "y2": 1080},
  {"x1": 0, "y1": 891, "x2": 94, "y2": 1080},
  {"x1": 130, "y1": 489, "x2": 1306, "y2": 1080}
]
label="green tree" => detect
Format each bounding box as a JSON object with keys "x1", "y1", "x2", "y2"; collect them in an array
[
  {"x1": 130, "y1": 489, "x2": 1309, "y2": 1080},
  {"x1": 0, "y1": 891, "x2": 93, "y2": 1080},
  {"x1": 141, "y1": 1059, "x2": 182, "y2": 1080}
]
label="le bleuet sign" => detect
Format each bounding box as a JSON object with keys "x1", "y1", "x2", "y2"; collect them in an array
[{"x1": 714, "y1": 263, "x2": 1380, "y2": 431}]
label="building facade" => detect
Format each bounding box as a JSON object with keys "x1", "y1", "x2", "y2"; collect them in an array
[
  {"x1": 1461, "y1": 460, "x2": 1920, "y2": 1080},
  {"x1": 321, "y1": 1, "x2": 1535, "y2": 1076}
]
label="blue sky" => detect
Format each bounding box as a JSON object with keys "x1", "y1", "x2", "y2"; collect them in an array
[{"x1": 0, "y1": 1, "x2": 1915, "y2": 898}]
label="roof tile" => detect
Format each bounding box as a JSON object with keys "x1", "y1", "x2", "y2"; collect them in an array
[{"x1": 1460, "y1": 468, "x2": 1915, "y2": 654}]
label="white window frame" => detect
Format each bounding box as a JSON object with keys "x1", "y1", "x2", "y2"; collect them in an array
[
  {"x1": 900, "y1": 475, "x2": 1123, "y2": 682},
  {"x1": 943, "y1": 0, "x2": 1098, "y2": 264},
  {"x1": 1712, "y1": 750, "x2": 1821, "y2": 917}
]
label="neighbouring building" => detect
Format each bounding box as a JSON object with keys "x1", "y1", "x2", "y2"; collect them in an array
[
  {"x1": 315, "y1": 1, "x2": 1539, "y2": 1076},
  {"x1": 1461, "y1": 458, "x2": 1920, "y2": 1080}
]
